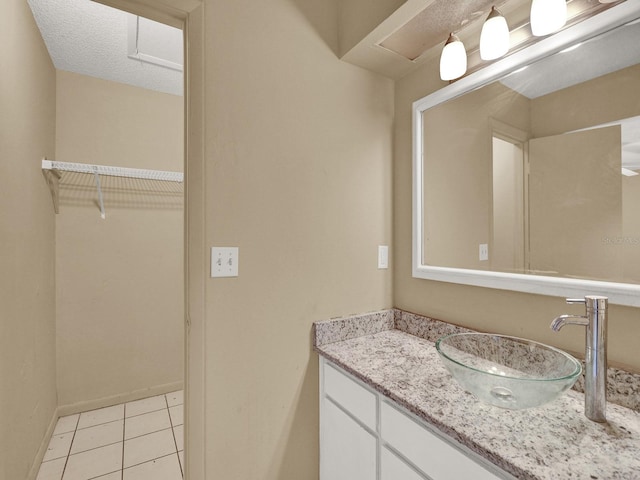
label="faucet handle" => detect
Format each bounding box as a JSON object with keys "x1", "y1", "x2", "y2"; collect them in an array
[{"x1": 566, "y1": 298, "x2": 586, "y2": 305}]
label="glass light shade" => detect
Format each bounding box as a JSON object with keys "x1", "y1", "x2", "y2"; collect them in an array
[
  {"x1": 480, "y1": 7, "x2": 510, "y2": 60},
  {"x1": 440, "y1": 34, "x2": 467, "y2": 81},
  {"x1": 530, "y1": 0, "x2": 567, "y2": 36}
]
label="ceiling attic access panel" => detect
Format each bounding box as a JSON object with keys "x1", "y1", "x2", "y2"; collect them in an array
[
  {"x1": 27, "y1": 0, "x2": 184, "y2": 96},
  {"x1": 379, "y1": 0, "x2": 497, "y2": 61}
]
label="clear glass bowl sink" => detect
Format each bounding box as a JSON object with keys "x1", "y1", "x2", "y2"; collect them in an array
[{"x1": 435, "y1": 333, "x2": 582, "y2": 410}]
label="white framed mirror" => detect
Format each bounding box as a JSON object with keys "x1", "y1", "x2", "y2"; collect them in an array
[{"x1": 413, "y1": 1, "x2": 640, "y2": 306}]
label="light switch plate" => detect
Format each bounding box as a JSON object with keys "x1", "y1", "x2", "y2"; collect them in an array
[
  {"x1": 211, "y1": 247, "x2": 239, "y2": 277},
  {"x1": 378, "y1": 245, "x2": 389, "y2": 269}
]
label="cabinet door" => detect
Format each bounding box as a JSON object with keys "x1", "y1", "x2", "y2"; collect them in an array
[
  {"x1": 381, "y1": 447, "x2": 426, "y2": 480},
  {"x1": 381, "y1": 401, "x2": 503, "y2": 480},
  {"x1": 321, "y1": 398, "x2": 377, "y2": 480}
]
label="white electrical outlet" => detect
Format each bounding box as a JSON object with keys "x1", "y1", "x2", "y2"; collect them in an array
[
  {"x1": 378, "y1": 245, "x2": 389, "y2": 269},
  {"x1": 211, "y1": 247, "x2": 239, "y2": 277},
  {"x1": 479, "y1": 244, "x2": 489, "y2": 261}
]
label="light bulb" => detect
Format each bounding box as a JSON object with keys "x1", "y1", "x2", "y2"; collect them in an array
[
  {"x1": 480, "y1": 6, "x2": 510, "y2": 60},
  {"x1": 439, "y1": 33, "x2": 467, "y2": 81},
  {"x1": 530, "y1": 0, "x2": 567, "y2": 36}
]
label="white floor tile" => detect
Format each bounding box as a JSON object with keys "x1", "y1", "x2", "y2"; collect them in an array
[
  {"x1": 123, "y1": 453, "x2": 182, "y2": 480},
  {"x1": 124, "y1": 428, "x2": 176, "y2": 468},
  {"x1": 53, "y1": 414, "x2": 79, "y2": 435},
  {"x1": 125, "y1": 409, "x2": 171, "y2": 440},
  {"x1": 93, "y1": 473, "x2": 122, "y2": 480},
  {"x1": 38, "y1": 393, "x2": 186, "y2": 480},
  {"x1": 36, "y1": 457, "x2": 66, "y2": 480},
  {"x1": 77, "y1": 404, "x2": 124, "y2": 430},
  {"x1": 126, "y1": 395, "x2": 167, "y2": 417},
  {"x1": 165, "y1": 390, "x2": 183, "y2": 407},
  {"x1": 63, "y1": 443, "x2": 122, "y2": 480},
  {"x1": 43, "y1": 431, "x2": 74, "y2": 462},
  {"x1": 177, "y1": 450, "x2": 184, "y2": 472},
  {"x1": 168, "y1": 405, "x2": 183, "y2": 427},
  {"x1": 173, "y1": 425, "x2": 183, "y2": 451},
  {"x1": 70, "y1": 419, "x2": 123, "y2": 454}
]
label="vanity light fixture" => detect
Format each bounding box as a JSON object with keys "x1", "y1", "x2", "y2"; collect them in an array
[
  {"x1": 440, "y1": 33, "x2": 467, "y2": 81},
  {"x1": 530, "y1": 0, "x2": 567, "y2": 36},
  {"x1": 480, "y1": 6, "x2": 510, "y2": 60}
]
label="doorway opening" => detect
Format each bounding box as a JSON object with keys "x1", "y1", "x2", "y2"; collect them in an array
[
  {"x1": 28, "y1": 0, "x2": 191, "y2": 477},
  {"x1": 491, "y1": 134, "x2": 528, "y2": 273}
]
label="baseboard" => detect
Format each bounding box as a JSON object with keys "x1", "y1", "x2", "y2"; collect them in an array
[
  {"x1": 26, "y1": 407, "x2": 59, "y2": 480},
  {"x1": 57, "y1": 380, "x2": 184, "y2": 417}
]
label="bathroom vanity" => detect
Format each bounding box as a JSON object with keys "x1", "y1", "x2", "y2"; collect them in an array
[
  {"x1": 315, "y1": 310, "x2": 640, "y2": 480},
  {"x1": 320, "y1": 358, "x2": 510, "y2": 480}
]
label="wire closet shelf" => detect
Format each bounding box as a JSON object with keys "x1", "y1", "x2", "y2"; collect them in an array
[{"x1": 41, "y1": 159, "x2": 184, "y2": 219}]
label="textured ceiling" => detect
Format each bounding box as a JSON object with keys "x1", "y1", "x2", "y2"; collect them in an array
[
  {"x1": 377, "y1": 0, "x2": 623, "y2": 67},
  {"x1": 27, "y1": 0, "x2": 183, "y2": 96},
  {"x1": 379, "y1": 0, "x2": 500, "y2": 61}
]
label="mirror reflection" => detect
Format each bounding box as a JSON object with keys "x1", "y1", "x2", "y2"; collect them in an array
[{"x1": 422, "y1": 19, "x2": 640, "y2": 284}]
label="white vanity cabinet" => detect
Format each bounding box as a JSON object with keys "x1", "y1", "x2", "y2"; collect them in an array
[
  {"x1": 320, "y1": 360, "x2": 377, "y2": 480},
  {"x1": 380, "y1": 447, "x2": 425, "y2": 480},
  {"x1": 320, "y1": 357, "x2": 512, "y2": 480},
  {"x1": 321, "y1": 395, "x2": 377, "y2": 480}
]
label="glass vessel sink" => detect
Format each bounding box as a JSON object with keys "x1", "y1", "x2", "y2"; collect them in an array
[{"x1": 435, "y1": 333, "x2": 582, "y2": 410}]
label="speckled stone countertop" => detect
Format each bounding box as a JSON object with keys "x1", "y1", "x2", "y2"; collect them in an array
[{"x1": 314, "y1": 310, "x2": 640, "y2": 480}]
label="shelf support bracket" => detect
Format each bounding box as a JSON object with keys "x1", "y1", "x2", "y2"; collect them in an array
[
  {"x1": 42, "y1": 158, "x2": 61, "y2": 214},
  {"x1": 93, "y1": 167, "x2": 106, "y2": 220}
]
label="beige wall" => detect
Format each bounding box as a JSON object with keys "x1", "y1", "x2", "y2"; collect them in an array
[
  {"x1": 203, "y1": 0, "x2": 393, "y2": 478},
  {"x1": 55, "y1": 71, "x2": 184, "y2": 408},
  {"x1": 0, "y1": 0, "x2": 57, "y2": 478},
  {"x1": 395, "y1": 56, "x2": 640, "y2": 373}
]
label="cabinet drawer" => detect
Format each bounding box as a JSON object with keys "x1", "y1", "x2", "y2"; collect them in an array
[
  {"x1": 381, "y1": 401, "x2": 502, "y2": 480},
  {"x1": 381, "y1": 446, "x2": 426, "y2": 480},
  {"x1": 321, "y1": 398, "x2": 377, "y2": 480},
  {"x1": 323, "y1": 361, "x2": 377, "y2": 430}
]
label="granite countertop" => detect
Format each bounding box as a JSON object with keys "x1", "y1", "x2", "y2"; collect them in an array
[{"x1": 314, "y1": 310, "x2": 640, "y2": 480}]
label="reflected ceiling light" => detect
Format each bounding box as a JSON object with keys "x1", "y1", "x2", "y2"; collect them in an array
[
  {"x1": 560, "y1": 42, "x2": 582, "y2": 53},
  {"x1": 530, "y1": 0, "x2": 567, "y2": 36},
  {"x1": 622, "y1": 168, "x2": 639, "y2": 177},
  {"x1": 440, "y1": 33, "x2": 467, "y2": 81},
  {"x1": 480, "y1": 6, "x2": 510, "y2": 60}
]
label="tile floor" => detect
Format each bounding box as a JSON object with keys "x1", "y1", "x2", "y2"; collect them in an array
[{"x1": 37, "y1": 391, "x2": 184, "y2": 480}]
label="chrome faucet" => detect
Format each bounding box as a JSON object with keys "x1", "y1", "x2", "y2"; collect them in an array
[{"x1": 551, "y1": 296, "x2": 608, "y2": 423}]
